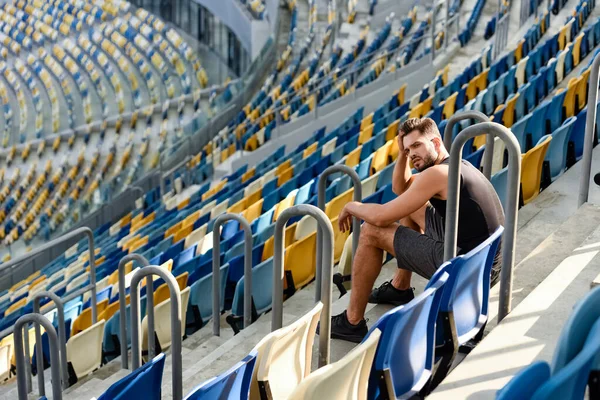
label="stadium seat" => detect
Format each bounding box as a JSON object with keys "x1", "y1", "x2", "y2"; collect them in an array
[
  {"x1": 141, "y1": 286, "x2": 190, "y2": 353},
  {"x1": 98, "y1": 353, "x2": 165, "y2": 400},
  {"x1": 522, "y1": 136, "x2": 552, "y2": 204},
  {"x1": 545, "y1": 117, "x2": 576, "y2": 182},
  {"x1": 288, "y1": 329, "x2": 381, "y2": 400},
  {"x1": 184, "y1": 350, "x2": 257, "y2": 399},
  {"x1": 67, "y1": 320, "x2": 106, "y2": 380},
  {"x1": 496, "y1": 361, "x2": 551, "y2": 400},
  {"x1": 367, "y1": 271, "x2": 448, "y2": 398},
  {"x1": 256, "y1": 302, "x2": 322, "y2": 399},
  {"x1": 186, "y1": 264, "x2": 228, "y2": 331}
]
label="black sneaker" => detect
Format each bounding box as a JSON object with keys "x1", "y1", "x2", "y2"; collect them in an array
[
  {"x1": 322, "y1": 311, "x2": 368, "y2": 343},
  {"x1": 368, "y1": 281, "x2": 415, "y2": 306}
]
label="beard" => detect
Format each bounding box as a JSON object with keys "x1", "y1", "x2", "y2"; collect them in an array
[{"x1": 413, "y1": 153, "x2": 437, "y2": 172}]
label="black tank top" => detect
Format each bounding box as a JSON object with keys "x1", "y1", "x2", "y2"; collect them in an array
[{"x1": 429, "y1": 158, "x2": 505, "y2": 253}]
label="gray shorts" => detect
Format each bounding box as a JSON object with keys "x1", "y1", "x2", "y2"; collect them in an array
[{"x1": 393, "y1": 204, "x2": 454, "y2": 279}]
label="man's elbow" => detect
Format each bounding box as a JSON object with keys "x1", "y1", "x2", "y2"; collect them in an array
[{"x1": 372, "y1": 215, "x2": 393, "y2": 228}]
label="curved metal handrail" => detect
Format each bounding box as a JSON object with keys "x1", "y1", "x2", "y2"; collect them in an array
[
  {"x1": 272, "y1": 204, "x2": 334, "y2": 367},
  {"x1": 317, "y1": 165, "x2": 362, "y2": 298},
  {"x1": 443, "y1": 110, "x2": 493, "y2": 179},
  {"x1": 444, "y1": 121, "x2": 521, "y2": 322},
  {"x1": 15, "y1": 314, "x2": 62, "y2": 400},
  {"x1": 578, "y1": 52, "x2": 600, "y2": 207},
  {"x1": 212, "y1": 213, "x2": 253, "y2": 335},
  {"x1": 130, "y1": 266, "x2": 182, "y2": 400},
  {"x1": 117, "y1": 253, "x2": 150, "y2": 369},
  {"x1": 32, "y1": 291, "x2": 68, "y2": 392}
]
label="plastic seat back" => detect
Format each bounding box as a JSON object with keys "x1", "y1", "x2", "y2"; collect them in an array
[
  {"x1": 522, "y1": 135, "x2": 552, "y2": 204},
  {"x1": 141, "y1": 287, "x2": 190, "y2": 351},
  {"x1": 546, "y1": 116, "x2": 576, "y2": 181},
  {"x1": 552, "y1": 286, "x2": 600, "y2": 373},
  {"x1": 232, "y1": 258, "x2": 273, "y2": 317},
  {"x1": 368, "y1": 274, "x2": 448, "y2": 399},
  {"x1": 491, "y1": 167, "x2": 509, "y2": 211},
  {"x1": 187, "y1": 265, "x2": 228, "y2": 328},
  {"x1": 288, "y1": 329, "x2": 381, "y2": 400},
  {"x1": 496, "y1": 361, "x2": 551, "y2": 400},
  {"x1": 533, "y1": 317, "x2": 600, "y2": 399},
  {"x1": 439, "y1": 226, "x2": 503, "y2": 344},
  {"x1": 98, "y1": 353, "x2": 166, "y2": 400},
  {"x1": 256, "y1": 303, "x2": 323, "y2": 399},
  {"x1": 67, "y1": 320, "x2": 106, "y2": 378},
  {"x1": 184, "y1": 350, "x2": 257, "y2": 400}
]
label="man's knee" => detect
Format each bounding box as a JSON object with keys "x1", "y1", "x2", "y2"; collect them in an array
[{"x1": 360, "y1": 223, "x2": 388, "y2": 247}]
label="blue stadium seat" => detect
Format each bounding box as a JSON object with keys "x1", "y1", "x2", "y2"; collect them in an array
[
  {"x1": 366, "y1": 271, "x2": 448, "y2": 399},
  {"x1": 496, "y1": 361, "x2": 551, "y2": 400},
  {"x1": 491, "y1": 167, "x2": 509, "y2": 211},
  {"x1": 545, "y1": 116, "x2": 576, "y2": 182},
  {"x1": 98, "y1": 353, "x2": 165, "y2": 400},
  {"x1": 186, "y1": 264, "x2": 228, "y2": 333},
  {"x1": 184, "y1": 350, "x2": 257, "y2": 399}
]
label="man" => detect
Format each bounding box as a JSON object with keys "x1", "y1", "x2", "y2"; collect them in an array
[{"x1": 331, "y1": 117, "x2": 504, "y2": 343}]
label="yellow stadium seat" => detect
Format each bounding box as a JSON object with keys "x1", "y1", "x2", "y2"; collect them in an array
[
  {"x1": 274, "y1": 192, "x2": 297, "y2": 221},
  {"x1": 98, "y1": 301, "x2": 120, "y2": 322},
  {"x1": 371, "y1": 140, "x2": 393, "y2": 174},
  {"x1": 465, "y1": 79, "x2": 478, "y2": 101},
  {"x1": 277, "y1": 167, "x2": 294, "y2": 187},
  {"x1": 503, "y1": 93, "x2": 519, "y2": 128},
  {"x1": 575, "y1": 68, "x2": 590, "y2": 111},
  {"x1": 154, "y1": 272, "x2": 188, "y2": 305},
  {"x1": 262, "y1": 223, "x2": 297, "y2": 261},
  {"x1": 241, "y1": 168, "x2": 256, "y2": 183},
  {"x1": 173, "y1": 224, "x2": 193, "y2": 244},
  {"x1": 441, "y1": 92, "x2": 458, "y2": 120},
  {"x1": 227, "y1": 198, "x2": 247, "y2": 214},
  {"x1": 345, "y1": 146, "x2": 363, "y2": 168},
  {"x1": 284, "y1": 232, "x2": 317, "y2": 290},
  {"x1": 563, "y1": 77, "x2": 580, "y2": 119},
  {"x1": 303, "y1": 143, "x2": 317, "y2": 159},
  {"x1": 521, "y1": 136, "x2": 552, "y2": 205},
  {"x1": 243, "y1": 198, "x2": 264, "y2": 223},
  {"x1": 360, "y1": 113, "x2": 373, "y2": 130},
  {"x1": 71, "y1": 299, "x2": 109, "y2": 336},
  {"x1": 276, "y1": 160, "x2": 292, "y2": 176},
  {"x1": 358, "y1": 124, "x2": 374, "y2": 145},
  {"x1": 558, "y1": 25, "x2": 568, "y2": 50},
  {"x1": 514, "y1": 39, "x2": 525, "y2": 63},
  {"x1": 386, "y1": 119, "x2": 400, "y2": 142},
  {"x1": 325, "y1": 189, "x2": 354, "y2": 220}
]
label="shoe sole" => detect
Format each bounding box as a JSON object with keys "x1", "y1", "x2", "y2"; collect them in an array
[
  {"x1": 368, "y1": 297, "x2": 413, "y2": 307},
  {"x1": 330, "y1": 331, "x2": 365, "y2": 344}
]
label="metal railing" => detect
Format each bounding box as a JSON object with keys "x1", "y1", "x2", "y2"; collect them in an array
[
  {"x1": 130, "y1": 266, "x2": 183, "y2": 400},
  {"x1": 271, "y1": 204, "x2": 334, "y2": 367},
  {"x1": 318, "y1": 165, "x2": 362, "y2": 296},
  {"x1": 444, "y1": 121, "x2": 521, "y2": 322},
  {"x1": 578, "y1": 53, "x2": 600, "y2": 207},
  {"x1": 493, "y1": 10, "x2": 511, "y2": 61},
  {"x1": 212, "y1": 214, "x2": 253, "y2": 335},
  {"x1": 0, "y1": 227, "x2": 98, "y2": 333},
  {"x1": 31, "y1": 291, "x2": 68, "y2": 393},
  {"x1": 443, "y1": 111, "x2": 492, "y2": 179},
  {"x1": 15, "y1": 314, "x2": 62, "y2": 400},
  {"x1": 117, "y1": 254, "x2": 151, "y2": 369}
]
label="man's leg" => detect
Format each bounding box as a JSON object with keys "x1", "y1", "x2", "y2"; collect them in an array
[
  {"x1": 388, "y1": 205, "x2": 428, "y2": 290},
  {"x1": 346, "y1": 222, "x2": 399, "y2": 325}
]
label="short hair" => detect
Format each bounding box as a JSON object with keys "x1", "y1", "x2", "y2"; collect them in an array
[{"x1": 399, "y1": 117, "x2": 441, "y2": 139}]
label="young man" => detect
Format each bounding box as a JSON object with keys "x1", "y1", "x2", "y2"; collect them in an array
[{"x1": 331, "y1": 117, "x2": 504, "y2": 343}]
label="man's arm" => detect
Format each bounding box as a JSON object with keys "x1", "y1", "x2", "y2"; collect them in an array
[
  {"x1": 340, "y1": 166, "x2": 447, "y2": 231},
  {"x1": 392, "y1": 136, "x2": 414, "y2": 195}
]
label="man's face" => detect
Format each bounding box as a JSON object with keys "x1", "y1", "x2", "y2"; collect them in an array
[{"x1": 402, "y1": 130, "x2": 438, "y2": 172}]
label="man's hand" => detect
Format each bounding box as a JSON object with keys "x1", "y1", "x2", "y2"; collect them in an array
[
  {"x1": 397, "y1": 132, "x2": 405, "y2": 157},
  {"x1": 338, "y1": 204, "x2": 354, "y2": 232}
]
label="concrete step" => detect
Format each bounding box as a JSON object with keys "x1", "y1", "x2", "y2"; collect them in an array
[{"x1": 429, "y1": 208, "x2": 600, "y2": 399}]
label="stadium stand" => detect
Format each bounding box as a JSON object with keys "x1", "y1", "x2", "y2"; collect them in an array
[{"x1": 5, "y1": 0, "x2": 600, "y2": 399}]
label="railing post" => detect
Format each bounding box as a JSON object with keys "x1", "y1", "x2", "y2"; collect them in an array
[
  {"x1": 444, "y1": 122, "x2": 521, "y2": 322},
  {"x1": 117, "y1": 254, "x2": 150, "y2": 369},
  {"x1": 130, "y1": 266, "x2": 182, "y2": 400},
  {"x1": 578, "y1": 53, "x2": 600, "y2": 207},
  {"x1": 443, "y1": 110, "x2": 493, "y2": 180},
  {"x1": 15, "y1": 314, "x2": 62, "y2": 400},
  {"x1": 212, "y1": 214, "x2": 253, "y2": 335},
  {"x1": 272, "y1": 205, "x2": 334, "y2": 367},
  {"x1": 32, "y1": 291, "x2": 68, "y2": 391},
  {"x1": 444, "y1": 0, "x2": 449, "y2": 50},
  {"x1": 0, "y1": 227, "x2": 97, "y2": 323},
  {"x1": 317, "y1": 165, "x2": 362, "y2": 299},
  {"x1": 431, "y1": 2, "x2": 437, "y2": 62}
]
